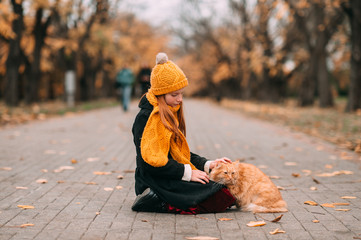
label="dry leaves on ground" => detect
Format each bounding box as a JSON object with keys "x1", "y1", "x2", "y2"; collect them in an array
[
  {"x1": 0, "y1": 167, "x2": 12, "y2": 171},
  {"x1": 20, "y1": 223, "x2": 34, "y2": 228},
  {"x1": 341, "y1": 196, "x2": 357, "y2": 199},
  {"x1": 316, "y1": 170, "x2": 353, "y2": 177},
  {"x1": 17, "y1": 205, "x2": 34, "y2": 209},
  {"x1": 271, "y1": 214, "x2": 284, "y2": 222},
  {"x1": 93, "y1": 171, "x2": 112, "y2": 175},
  {"x1": 269, "y1": 228, "x2": 286, "y2": 235},
  {"x1": 218, "y1": 218, "x2": 233, "y2": 221},
  {"x1": 304, "y1": 201, "x2": 318, "y2": 206},
  {"x1": 185, "y1": 237, "x2": 219, "y2": 240},
  {"x1": 36, "y1": 179, "x2": 48, "y2": 184},
  {"x1": 246, "y1": 221, "x2": 266, "y2": 227},
  {"x1": 312, "y1": 220, "x2": 320, "y2": 223},
  {"x1": 54, "y1": 166, "x2": 74, "y2": 173}
]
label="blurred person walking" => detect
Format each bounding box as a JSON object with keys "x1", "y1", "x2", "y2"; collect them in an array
[
  {"x1": 137, "y1": 62, "x2": 151, "y2": 95},
  {"x1": 116, "y1": 65, "x2": 135, "y2": 111}
]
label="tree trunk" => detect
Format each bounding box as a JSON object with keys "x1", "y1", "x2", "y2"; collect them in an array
[
  {"x1": 5, "y1": 0, "x2": 24, "y2": 106},
  {"x1": 317, "y1": 48, "x2": 333, "y2": 107},
  {"x1": 299, "y1": 52, "x2": 317, "y2": 106},
  {"x1": 345, "y1": 0, "x2": 361, "y2": 112}
]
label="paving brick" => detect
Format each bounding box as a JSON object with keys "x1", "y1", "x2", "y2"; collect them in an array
[{"x1": 0, "y1": 99, "x2": 360, "y2": 240}]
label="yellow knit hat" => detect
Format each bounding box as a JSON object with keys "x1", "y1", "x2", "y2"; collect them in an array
[{"x1": 150, "y1": 53, "x2": 188, "y2": 95}]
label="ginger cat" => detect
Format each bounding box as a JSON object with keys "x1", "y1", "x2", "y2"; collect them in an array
[{"x1": 210, "y1": 161, "x2": 287, "y2": 213}]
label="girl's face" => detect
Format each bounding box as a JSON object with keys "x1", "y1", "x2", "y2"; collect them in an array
[{"x1": 165, "y1": 88, "x2": 185, "y2": 107}]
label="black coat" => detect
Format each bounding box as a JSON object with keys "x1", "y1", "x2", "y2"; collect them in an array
[{"x1": 132, "y1": 96, "x2": 223, "y2": 209}]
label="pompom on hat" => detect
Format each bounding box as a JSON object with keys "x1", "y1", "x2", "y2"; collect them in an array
[{"x1": 150, "y1": 53, "x2": 188, "y2": 95}]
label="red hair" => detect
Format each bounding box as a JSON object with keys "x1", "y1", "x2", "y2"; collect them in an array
[{"x1": 156, "y1": 95, "x2": 186, "y2": 141}]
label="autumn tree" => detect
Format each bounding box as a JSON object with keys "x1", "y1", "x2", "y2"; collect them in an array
[{"x1": 343, "y1": 0, "x2": 361, "y2": 112}]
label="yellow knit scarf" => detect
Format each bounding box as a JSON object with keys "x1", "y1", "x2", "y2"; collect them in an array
[{"x1": 140, "y1": 90, "x2": 197, "y2": 170}]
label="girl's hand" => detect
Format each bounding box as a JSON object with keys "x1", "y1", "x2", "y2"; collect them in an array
[
  {"x1": 191, "y1": 170, "x2": 210, "y2": 184},
  {"x1": 209, "y1": 157, "x2": 232, "y2": 170}
]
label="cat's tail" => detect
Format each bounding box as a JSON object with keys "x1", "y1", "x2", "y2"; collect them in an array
[{"x1": 245, "y1": 201, "x2": 288, "y2": 213}]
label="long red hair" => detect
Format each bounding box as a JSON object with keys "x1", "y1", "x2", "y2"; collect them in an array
[{"x1": 156, "y1": 95, "x2": 186, "y2": 141}]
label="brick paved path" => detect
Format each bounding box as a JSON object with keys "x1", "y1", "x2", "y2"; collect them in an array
[{"x1": 1, "y1": 99, "x2": 360, "y2": 240}]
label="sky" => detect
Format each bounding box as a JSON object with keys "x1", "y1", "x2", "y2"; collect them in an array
[{"x1": 117, "y1": 0, "x2": 230, "y2": 28}]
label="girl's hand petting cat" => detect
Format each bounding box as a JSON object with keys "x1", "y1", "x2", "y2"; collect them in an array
[
  {"x1": 209, "y1": 157, "x2": 232, "y2": 170},
  {"x1": 191, "y1": 170, "x2": 210, "y2": 184}
]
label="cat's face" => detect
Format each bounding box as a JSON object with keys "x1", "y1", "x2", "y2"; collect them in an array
[{"x1": 209, "y1": 163, "x2": 237, "y2": 185}]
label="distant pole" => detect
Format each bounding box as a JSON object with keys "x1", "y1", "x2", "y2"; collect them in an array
[{"x1": 65, "y1": 71, "x2": 76, "y2": 108}]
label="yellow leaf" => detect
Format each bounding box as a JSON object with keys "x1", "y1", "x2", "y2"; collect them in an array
[
  {"x1": 332, "y1": 203, "x2": 350, "y2": 206},
  {"x1": 321, "y1": 203, "x2": 335, "y2": 208},
  {"x1": 84, "y1": 182, "x2": 97, "y2": 185},
  {"x1": 341, "y1": 196, "x2": 356, "y2": 199},
  {"x1": 269, "y1": 176, "x2": 281, "y2": 179},
  {"x1": 246, "y1": 220, "x2": 266, "y2": 227},
  {"x1": 71, "y1": 159, "x2": 77, "y2": 164},
  {"x1": 16, "y1": 186, "x2": 28, "y2": 190},
  {"x1": 17, "y1": 205, "x2": 35, "y2": 209},
  {"x1": 117, "y1": 175, "x2": 124, "y2": 179},
  {"x1": 312, "y1": 220, "x2": 320, "y2": 223},
  {"x1": 115, "y1": 186, "x2": 123, "y2": 190},
  {"x1": 87, "y1": 157, "x2": 100, "y2": 162},
  {"x1": 292, "y1": 173, "x2": 300, "y2": 177},
  {"x1": 218, "y1": 218, "x2": 233, "y2": 221},
  {"x1": 54, "y1": 166, "x2": 74, "y2": 173},
  {"x1": 185, "y1": 236, "x2": 219, "y2": 240},
  {"x1": 304, "y1": 201, "x2": 318, "y2": 206},
  {"x1": 271, "y1": 214, "x2": 283, "y2": 222},
  {"x1": 269, "y1": 228, "x2": 286, "y2": 235},
  {"x1": 104, "y1": 187, "x2": 113, "y2": 191},
  {"x1": 310, "y1": 187, "x2": 317, "y2": 191},
  {"x1": 36, "y1": 179, "x2": 48, "y2": 184},
  {"x1": 20, "y1": 223, "x2": 34, "y2": 228},
  {"x1": 335, "y1": 209, "x2": 350, "y2": 212},
  {"x1": 0, "y1": 167, "x2": 12, "y2": 171},
  {"x1": 93, "y1": 171, "x2": 111, "y2": 175},
  {"x1": 285, "y1": 162, "x2": 297, "y2": 166}
]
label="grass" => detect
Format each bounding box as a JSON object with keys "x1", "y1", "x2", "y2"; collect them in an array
[{"x1": 220, "y1": 98, "x2": 361, "y2": 154}]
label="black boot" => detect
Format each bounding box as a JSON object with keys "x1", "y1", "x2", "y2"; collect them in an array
[{"x1": 131, "y1": 188, "x2": 168, "y2": 213}]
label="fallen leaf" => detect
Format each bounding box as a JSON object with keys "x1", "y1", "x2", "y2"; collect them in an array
[
  {"x1": 117, "y1": 175, "x2": 124, "y2": 179},
  {"x1": 41, "y1": 169, "x2": 48, "y2": 173},
  {"x1": 95, "y1": 212, "x2": 100, "y2": 215},
  {"x1": 99, "y1": 147, "x2": 106, "y2": 151},
  {"x1": 271, "y1": 214, "x2": 283, "y2": 222},
  {"x1": 277, "y1": 186, "x2": 285, "y2": 190},
  {"x1": 54, "y1": 166, "x2": 74, "y2": 173},
  {"x1": 310, "y1": 187, "x2": 317, "y2": 191},
  {"x1": 71, "y1": 159, "x2": 77, "y2": 164},
  {"x1": 218, "y1": 218, "x2": 233, "y2": 221},
  {"x1": 17, "y1": 205, "x2": 35, "y2": 209},
  {"x1": 57, "y1": 180, "x2": 65, "y2": 183},
  {"x1": 285, "y1": 162, "x2": 297, "y2": 166},
  {"x1": 0, "y1": 167, "x2": 12, "y2": 171},
  {"x1": 312, "y1": 177, "x2": 320, "y2": 184},
  {"x1": 104, "y1": 187, "x2": 113, "y2": 191},
  {"x1": 84, "y1": 182, "x2": 97, "y2": 185},
  {"x1": 115, "y1": 186, "x2": 123, "y2": 190},
  {"x1": 36, "y1": 179, "x2": 47, "y2": 184},
  {"x1": 185, "y1": 236, "x2": 219, "y2": 240},
  {"x1": 93, "y1": 171, "x2": 112, "y2": 175},
  {"x1": 304, "y1": 201, "x2": 318, "y2": 206},
  {"x1": 141, "y1": 219, "x2": 148, "y2": 222},
  {"x1": 44, "y1": 150, "x2": 56, "y2": 154},
  {"x1": 335, "y1": 209, "x2": 350, "y2": 212},
  {"x1": 269, "y1": 176, "x2": 281, "y2": 179},
  {"x1": 316, "y1": 170, "x2": 353, "y2": 177},
  {"x1": 292, "y1": 173, "x2": 300, "y2": 177},
  {"x1": 123, "y1": 170, "x2": 135, "y2": 173},
  {"x1": 16, "y1": 187, "x2": 28, "y2": 190},
  {"x1": 312, "y1": 220, "x2": 320, "y2": 223},
  {"x1": 302, "y1": 169, "x2": 312, "y2": 176},
  {"x1": 325, "y1": 164, "x2": 333, "y2": 169},
  {"x1": 321, "y1": 203, "x2": 335, "y2": 208},
  {"x1": 341, "y1": 196, "x2": 357, "y2": 199},
  {"x1": 246, "y1": 220, "x2": 266, "y2": 227},
  {"x1": 332, "y1": 203, "x2": 350, "y2": 206},
  {"x1": 196, "y1": 216, "x2": 209, "y2": 220},
  {"x1": 269, "y1": 228, "x2": 285, "y2": 235},
  {"x1": 87, "y1": 157, "x2": 100, "y2": 162},
  {"x1": 20, "y1": 223, "x2": 34, "y2": 228}
]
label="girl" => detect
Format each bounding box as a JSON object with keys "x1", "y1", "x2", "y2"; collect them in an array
[{"x1": 131, "y1": 53, "x2": 235, "y2": 214}]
